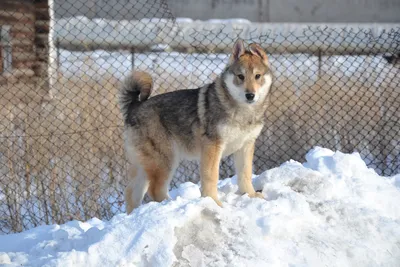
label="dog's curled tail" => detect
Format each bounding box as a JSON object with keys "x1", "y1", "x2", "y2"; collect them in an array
[{"x1": 119, "y1": 71, "x2": 153, "y2": 124}]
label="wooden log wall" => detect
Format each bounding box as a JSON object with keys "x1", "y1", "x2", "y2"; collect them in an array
[{"x1": 0, "y1": 0, "x2": 50, "y2": 102}]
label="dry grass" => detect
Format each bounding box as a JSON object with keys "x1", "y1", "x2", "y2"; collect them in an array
[
  {"x1": 0, "y1": 73, "x2": 125, "y2": 232},
  {"x1": 261, "y1": 60, "x2": 400, "y2": 174},
  {"x1": 1, "y1": 54, "x2": 399, "y2": 233}
]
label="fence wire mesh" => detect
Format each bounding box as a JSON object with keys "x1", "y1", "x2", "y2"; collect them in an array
[{"x1": 1, "y1": 0, "x2": 399, "y2": 234}]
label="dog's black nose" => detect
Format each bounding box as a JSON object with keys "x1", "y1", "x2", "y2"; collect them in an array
[{"x1": 245, "y1": 93, "x2": 255, "y2": 101}]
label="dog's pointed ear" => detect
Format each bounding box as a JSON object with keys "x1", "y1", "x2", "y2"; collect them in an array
[
  {"x1": 249, "y1": 43, "x2": 268, "y2": 65},
  {"x1": 229, "y1": 39, "x2": 245, "y2": 64}
]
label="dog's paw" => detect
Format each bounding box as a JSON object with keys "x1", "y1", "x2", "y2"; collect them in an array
[
  {"x1": 212, "y1": 197, "x2": 223, "y2": 207},
  {"x1": 248, "y1": 192, "x2": 264, "y2": 199},
  {"x1": 202, "y1": 190, "x2": 223, "y2": 207}
]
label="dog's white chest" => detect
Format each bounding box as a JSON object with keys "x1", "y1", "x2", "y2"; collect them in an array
[{"x1": 218, "y1": 123, "x2": 263, "y2": 157}]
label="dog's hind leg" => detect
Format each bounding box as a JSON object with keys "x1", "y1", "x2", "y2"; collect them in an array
[
  {"x1": 145, "y1": 159, "x2": 177, "y2": 203},
  {"x1": 125, "y1": 163, "x2": 149, "y2": 214},
  {"x1": 137, "y1": 143, "x2": 176, "y2": 203},
  {"x1": 133, "y1": 136, "x2": 175, "y2": 203}
]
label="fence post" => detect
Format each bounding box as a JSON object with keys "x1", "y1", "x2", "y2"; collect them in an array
[
  {"x1": 131, "y1": 48, "x2": 135, "y2": 70},
  {"x1": 318, "y1": 49, "x2": 322, "y2": 78},
  {"x1": 1, "y1": 25, "x2": 12, "y2": 75},
  {"x1": 56, "y1": 37, "x2": 60, "y2": 71}
]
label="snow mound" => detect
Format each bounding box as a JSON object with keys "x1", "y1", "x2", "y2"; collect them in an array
[{"x1": 1, "y1": 147, "x2": 399, "y2": 267}]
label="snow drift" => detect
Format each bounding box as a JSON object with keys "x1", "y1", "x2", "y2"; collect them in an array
[{"x1": 1, "y1": 147, "x2": 399, "y2": 267}]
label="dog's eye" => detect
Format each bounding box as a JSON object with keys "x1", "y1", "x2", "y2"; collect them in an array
[
  {"x1": 255, "y1": 74, "x2": 261, "y2": 80},
  {"x1": 237, "y1": 74, "x2": 245, "y2": 80}
]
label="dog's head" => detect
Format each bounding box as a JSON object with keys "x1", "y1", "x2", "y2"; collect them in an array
[{"x1": 223, "y1": 39, "x2": 272, "y2": 105}]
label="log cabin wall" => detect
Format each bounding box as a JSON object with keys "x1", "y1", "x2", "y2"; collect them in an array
[{"x1": 0, "y1": 0, "x2": 50, "y2": 103}]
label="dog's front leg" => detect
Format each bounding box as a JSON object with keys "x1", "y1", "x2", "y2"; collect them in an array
[
  {"x1": 200, "y1": 140, "x2": 223, "y2": 207},
  {"x1": 234, "y1": 141, "x2": 263, "y2": 198}
]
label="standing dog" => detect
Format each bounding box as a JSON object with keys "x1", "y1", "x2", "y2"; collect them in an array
[{"x1": 119, "y1": 39, "x2": 272, "y2": 214}]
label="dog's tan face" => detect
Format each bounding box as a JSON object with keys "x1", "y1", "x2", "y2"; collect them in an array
[{"x1": 224, "y1": 40, "x2": 272, "y2": 104}]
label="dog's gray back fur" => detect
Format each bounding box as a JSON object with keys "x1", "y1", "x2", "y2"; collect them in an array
[
  {"x1": 120, "y1": 70, "x2": 269, "y2": 159},
  {"x1": 129, "y1": 88, "x2": 203, "y2": 152}
]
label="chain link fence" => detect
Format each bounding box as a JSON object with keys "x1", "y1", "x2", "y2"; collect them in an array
[{"x1": 1, "y1": 0, "x2": 399, "y2": 234}]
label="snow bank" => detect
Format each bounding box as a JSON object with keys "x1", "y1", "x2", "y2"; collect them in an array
[{"x1": 1, "y1": 147, "x2": 399, "y2": 267}]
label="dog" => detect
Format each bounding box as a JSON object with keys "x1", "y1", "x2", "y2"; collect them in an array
[{"x1": 119, "y1": 39, "x2": 272, "y2": 214}]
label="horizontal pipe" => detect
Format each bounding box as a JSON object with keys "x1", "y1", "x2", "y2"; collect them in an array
[{"x1": 54, "y1": 17, "x2": 400, "y2": 55}]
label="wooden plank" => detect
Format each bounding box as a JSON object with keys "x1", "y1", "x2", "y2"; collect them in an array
[
  {"x1": 12, "y1": 50, "x2": 36, "y2": 61},
  {"x1": 35, "y1": 20, "x2": 49, "y2": 34},
  {"x1": 13, "y1": 59, "x2": 36, "y2": 69},
  {"x1": 33, "y1": 0, "x2": 49, "y2": 4},
  {"x1": 12, "y1": 45, "x2": 34, "y2": 53},
  {"x1": 33, "y1": 61, "x2": 48, "y2": 77},
  {"x1": 35, "y1": 47, "x2": 48, "y2": 61},
  {"x1": 35, "y1": 7, "x2": 50, "y2": 20},
  {"x1": 34, "y1": 33, "x2": 48, "y2": 48},
  {"x1": 11, "y1": 22, "x2": 35, "y2": 33},
  {"x1": 4, "y1": 0, "x2": 34, "y2": 4},
  {"x1": 11, "y1": 30, "x2": 35, "y2": 39},
  {"x1": 1, "y1": 1, "x2": 34, "y2": 13},
  {"x1": 34, "y1": 2, "x2": 49, "y2": 9},
  {"x1": 9, "y1": 68, "x2": 35, "y2": 77},
  {"x1": 0, "y1": 11, "x2": 35, "y2": 23},
  {"x1": 11, "y1": 37, "x2": 34, "y2": 47}
]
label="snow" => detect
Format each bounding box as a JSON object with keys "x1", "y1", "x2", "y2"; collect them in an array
[{"x1": 1, "y1": 147, "x2": 399, "y2": 267}]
